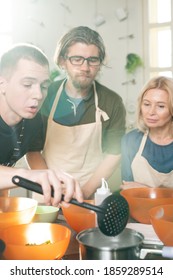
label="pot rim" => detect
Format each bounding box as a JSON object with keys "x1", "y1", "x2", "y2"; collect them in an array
[{"x1": 76, "y1": 227, "x2": 144, "y2": 251}]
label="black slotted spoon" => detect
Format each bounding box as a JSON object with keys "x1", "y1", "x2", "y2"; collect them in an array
[{"x1": 12, "y1": 176, "x2": 129, "y2": 236}]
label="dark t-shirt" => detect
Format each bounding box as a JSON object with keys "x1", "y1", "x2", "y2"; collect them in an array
[
  {"x1": 40, "y1": 79, "x2": 126, "y2": 155},
  {"x1": 0, "y1": 113, "x2": 45, "y2": 166}
]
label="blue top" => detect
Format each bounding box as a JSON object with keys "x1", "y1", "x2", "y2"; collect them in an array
[
  {"x1": 40, "y1": 79, "x2": 126, "y2": 155},
  {"x1": 121, "y1": 129, "x2": 173, "y2": 181}
]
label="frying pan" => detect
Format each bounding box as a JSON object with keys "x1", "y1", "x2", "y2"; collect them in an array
[{"x1": 12, "y1": 175, "x2": 129, "y2": 237}]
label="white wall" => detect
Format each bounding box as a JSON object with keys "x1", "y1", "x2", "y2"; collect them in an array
[
  {"x1": 11, "y1": 0, "x2": 145, "y2": 129},
  {"x1": 9, "y1": 0, "x2": 146, "y2": 196}
]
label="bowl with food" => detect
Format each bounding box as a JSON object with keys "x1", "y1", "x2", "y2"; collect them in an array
[{"x1": 1, "y1": 223, "x2": 71, "y2": 260}]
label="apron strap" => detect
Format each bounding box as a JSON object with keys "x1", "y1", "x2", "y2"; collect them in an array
[
  {"x1": 93, "y1": 81, "x2": 109, "y2": 122},
  {"x1": 49, "y1": 80, "x2": 110, "y2": 122},
  {"x1": 138, "y1": 131, "x2": 149, "y2": 156},
  {"x1": 49, "y1": 80, "x2": 65, "y2": 119}
]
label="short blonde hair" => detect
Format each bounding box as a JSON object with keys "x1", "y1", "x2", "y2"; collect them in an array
[{"x1": 137, "y1": 76, "x2": 173, "y2": 132}]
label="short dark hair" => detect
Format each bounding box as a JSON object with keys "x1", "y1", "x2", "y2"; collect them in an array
[
  {"x1": 0, "y1": 43, "x2": 49, "y2": 76},
  {"x1": 54, "y1": 26, "x2": 106, "y2": 66}
]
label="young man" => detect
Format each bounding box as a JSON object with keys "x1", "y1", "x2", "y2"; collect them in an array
[
  {"x1": 0, "y1": 43, "x2": 83, "y2": 206},
  {"x1": 27, "y1": 26, "x2": 126, "y2": 199}
]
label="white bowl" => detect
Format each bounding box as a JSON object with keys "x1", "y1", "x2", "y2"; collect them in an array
[{"x1": 32, "y1": 205, "x2": 59, "y2": 223}]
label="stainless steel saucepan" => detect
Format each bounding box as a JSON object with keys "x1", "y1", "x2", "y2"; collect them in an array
[{"x1": 76, "y1": 227, "x2": 173, "y2": 260}]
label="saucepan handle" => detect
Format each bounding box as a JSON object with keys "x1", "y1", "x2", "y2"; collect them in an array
[
  {"x1": 140, "y1": 246, "x2": 173, "y2": 259},
  {"x1": 162, "y1": 246, "x2": 173, "y2": 258}
]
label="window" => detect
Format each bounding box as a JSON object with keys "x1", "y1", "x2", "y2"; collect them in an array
[{"x1": 143, "y1": 0, "x2": 173, "y2": 79}]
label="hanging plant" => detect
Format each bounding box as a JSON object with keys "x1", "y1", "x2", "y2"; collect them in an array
[
  {"x1": 125, "y1": 53, "x2": 143, "y2": 74},
  {"x1": 50, "y1": 68, "x2": 61, "y2": 81}
]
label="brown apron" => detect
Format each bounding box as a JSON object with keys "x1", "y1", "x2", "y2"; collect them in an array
[
  {"x1": 43, "y1": 80, "x2": 109, "y2": 187},
  {"x1": 131, "y1": 132, "x2": 173, "y2": 187}
]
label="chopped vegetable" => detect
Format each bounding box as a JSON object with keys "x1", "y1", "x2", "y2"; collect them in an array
[{"x1": 25, "y1": 240, "x2": 52, "y2": 246}]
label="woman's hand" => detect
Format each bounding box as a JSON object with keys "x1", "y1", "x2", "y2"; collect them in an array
[{"x1": 120, "y1": 180, "x2": 149, "y2": 190}]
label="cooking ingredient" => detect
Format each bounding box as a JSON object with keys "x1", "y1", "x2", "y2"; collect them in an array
[
  {"x1": 25, "y1": 240, "x2": 52, "y2": 246},
  {"x1": 94, "y1": 178, "x2": 112, "y2": 205}
]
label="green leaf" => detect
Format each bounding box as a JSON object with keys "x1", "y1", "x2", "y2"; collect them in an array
[{"x1": 125, "y1": 53, "x2": 143, "y2": 74}]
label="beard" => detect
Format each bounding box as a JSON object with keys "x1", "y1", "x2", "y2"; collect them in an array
[
  {"x1": 73, "y1": 80, "x2": 91, "y2": 90},
  {"x1": 71, "y1": 75, "x2": 94, "y2": 91}
]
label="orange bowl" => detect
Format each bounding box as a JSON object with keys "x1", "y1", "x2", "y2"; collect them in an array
[
  {"x1": 61, "y1": 200, "x2": 96, "y2": 233},
  {"x1": 1, "y1": 223, "x2": 71, "y2": 260},
  {"x1": 0, "y1": 197, "x2": 37, "y2": 235},
  {"x1": 149, "y1": 204, "x2": 173, "y2": 246},
  {"x1": 120, "y1": 187, "x2": 173, "y2": 224}
]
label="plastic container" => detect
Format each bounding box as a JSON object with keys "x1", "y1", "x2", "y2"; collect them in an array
[{"x1": 94, "y1": 178, "x2": 112, "y2": 205}]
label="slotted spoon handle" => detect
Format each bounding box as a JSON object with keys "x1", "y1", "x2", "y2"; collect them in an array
[{"x1": 12, "y1": 176, "x2": 103, "y2": 213}]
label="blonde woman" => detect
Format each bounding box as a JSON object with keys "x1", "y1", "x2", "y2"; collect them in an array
[{"x1": 121, "y1": 76, "x2": 173, "y2": 189}]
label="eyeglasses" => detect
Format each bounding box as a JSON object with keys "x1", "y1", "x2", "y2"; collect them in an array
[{"x1": 65, "y1": 56, "x2": 101, "y2": 66}]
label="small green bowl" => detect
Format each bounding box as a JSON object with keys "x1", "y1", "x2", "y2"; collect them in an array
[{"x1": 32, "y1": 205, "x2": 59, "y2": 223}]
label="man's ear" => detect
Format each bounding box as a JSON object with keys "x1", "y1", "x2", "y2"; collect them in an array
[
  {"x1": 0, "y1": 76, "x2": 7, "y2": 94},
  {"x1": 59, "y1": 57, "x2": 66, "y2": 70}
]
